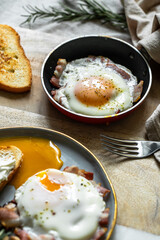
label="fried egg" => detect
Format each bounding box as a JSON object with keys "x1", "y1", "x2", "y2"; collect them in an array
[
  {"x1": 53, "y1": 56, "x2": 138, "y2": 116},
  {"x1": 15, "y1": 169, "x2": 105, "y2": 240}
]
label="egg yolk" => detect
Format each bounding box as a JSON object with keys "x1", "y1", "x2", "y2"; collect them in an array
[
  {"x1": 0, "y1": 137, "x2": 63, "y2": 189},
  {"x1": 74, "y1": 76, "x2": 115, "y2": 106},
  {"x1": 37, "y1": 171, "x2": 62, "y2": 191}
]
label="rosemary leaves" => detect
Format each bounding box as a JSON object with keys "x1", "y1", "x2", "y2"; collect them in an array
[
  {"x1": 0, "y1": 228, "x2": 11, "y2": 239},
  {"x1": 21, "y1": 0, "x2": 127, "y2": 30}
]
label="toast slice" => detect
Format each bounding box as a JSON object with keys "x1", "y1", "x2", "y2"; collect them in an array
[
  {"x1": 0, "y1": 24, "x2": 32, "y2": 92},
  {"x1": 0, "y1": 146, "x2": 23, "y2": 191}
]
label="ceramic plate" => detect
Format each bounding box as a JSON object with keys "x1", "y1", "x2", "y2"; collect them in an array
[{"x1": 0, "y1": 127, "x2": 117, "y2": 240}]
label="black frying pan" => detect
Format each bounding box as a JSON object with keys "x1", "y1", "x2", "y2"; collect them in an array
[{"x1": 41, "y1": 35, "x2": 152, "y2": 124}]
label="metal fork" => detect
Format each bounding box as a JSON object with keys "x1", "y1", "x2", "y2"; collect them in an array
[{"x1": 100, "y1": 134, "x2": 160, "y2": 158}]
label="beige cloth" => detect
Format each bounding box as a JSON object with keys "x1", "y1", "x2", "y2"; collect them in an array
[
  {"x1": 0, "y1": 26, "x2": 159, "y2": 235},
  {"x1": 0, "y1": 1, "x2": 160, "y2": 236},
  {"x1": 145, "y1": 104, "x2": 160, "y2": 161},
  {"x1": 123, "y1": 0, "x2": 160, "y2": 64}
]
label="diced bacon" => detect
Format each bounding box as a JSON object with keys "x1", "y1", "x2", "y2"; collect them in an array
[
  {"x1": 54, "y1": 59, "x2": 67, "y2": 78},
  {"x1": 14, "y1": 229, "x2": 56, "y2": 240},
  {"x1": 63, "y1": 166, "x2": 94, "y2": 180},
  {"x1": 39, "y1": 235, "x2": 55, "y2": 240},
  {"x1": 55, "y1": 65, "x2": 64, "y2": 73},
  {"x1": 53, "y1": 70, "x2": 60, "y2": 78},
  {"x1": 99, "y1": 208, "x2": 109, "y2": 226},
  {"x1": 100, "y1": 56, "x2": 106, "y2": 63},
  {"x1": 59, "y1": 96, "x2": 64, "y2": 105},
  {"x1": 133, "y1": 80, "x2": 144, "y2": 102},
  {"x1": 4, "y1": 202, "x2": 17, "y2": 211},
  {"x1": 88, "y1": 55, "x2": 96, "y2": 61},
  {"x1": 63, "y1": 167, "x2": 110, "y2": 192},
  {"x1": 93, "y1": 227, "x2": 108, "y2": 240},
  {"x1": 51, "y1": 90, "x2": 57, "y2": 97},
  {"x1": 96, "y1": 184, "x2": 110, "y2": 197},
  {"x1": 50, "y1": 76, "x2": 60, "y2": 88},
  {"x1": 50, "y1": 59, "x2": 67, "y2": 84},
  {"x1": 14, "y1": 228, "x2": 31, "y2": 240},
  {"x1": 106, "y1": 63, "x2": 130, "y2": 80},
  {"x1": 63, "y1": 166, "x2": 79, "y2": 174},
  {"x1": 78, "y1": 169, "x2": 93, "y2": 180},
  {"x1": 0, "y1": 207, "x2": 18, "y2": 220},
  {"x1": 0, "y1": 207, "x2": 21, "y2": 228},
  {"x1": 57, "y1": 58, "x2": 67, "y2": 67},
  {"x1": 106, "y1": 58, "x2": 110, "y2": 64},
  {"x1": 54, "y1": 67, "x2": 63, "y2": 78},
  {"x1": 116, "y1": 109, "x2": 120, "y2": 114}
]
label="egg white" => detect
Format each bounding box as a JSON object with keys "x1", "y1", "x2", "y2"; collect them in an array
[
  {"x1": 15, "y1": 169, "x2": 105, "y2": 240},
  {"x1": 53, "y1": 56, "x2": 137, "y2": 116}
]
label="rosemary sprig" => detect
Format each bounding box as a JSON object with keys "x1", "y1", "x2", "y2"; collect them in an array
[{"x1": 21, "y1": 0, "x2": 127, "y2": 30}]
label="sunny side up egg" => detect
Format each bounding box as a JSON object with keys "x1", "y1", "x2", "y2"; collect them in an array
[
  {"x1": 52, "y1": 56, "x2": 138, "y2": 116},
  {"x1": 15, "y1": 169, "x2": 106, "y2": 240}
]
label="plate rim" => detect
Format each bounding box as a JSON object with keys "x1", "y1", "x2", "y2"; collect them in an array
[{"x1": 0, "y1": 126, "x2": 117, "y2": 240}]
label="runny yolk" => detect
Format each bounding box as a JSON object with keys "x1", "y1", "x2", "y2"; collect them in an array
[
  {"x1": 0, "y1": 137, "x2": 63, "y2": 189},
  {"x1": 74, "y1": 76, "x2": 115, "y2": 107},
  {"x1": 36, "y1": 171, "x2": 61, "y2": 191}
]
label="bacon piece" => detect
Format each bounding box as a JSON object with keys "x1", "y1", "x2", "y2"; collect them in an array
[
  {"x1": 63, "y1": 165, "x2": 79, "y2": 174},
  {"x1": 50, "y1": 58, "x2": 67, "y2": 87},
  {"x1": 116, "y1": 109, "x2": 120, "y2": 114},
  {"x1": 57, "y1": 58, "x2": 67, "y2": 66},
  {"x1": 79, "y1": 169, "x2": 93, "y2": 180},
  {"x1": 88, "y1": 55, "x2": 96, "y2": 61},
  {"x1": 133, "y1": 80, "x2": 144, "y2": 102},
  {"x1": 100, "y1": 56, "x2": 106, "y2": 63},
  {"x1": 39, "y1": 235, "x2": 55, "y2": 240},
  {"x1": 54, "y1": 58, "x2": 67, "y2": 78},
  {"x1": 4, "y1": 202, "x2": 17, "y2": 211},
  {"x1": 55, "y1": 65, "x2": 63, "y2": 73},
  {"x1": 54, "y1": 66, "x2": 64, "y2": 78},
  {"x1": 99, "y1": 208, "x2": 109, "y2": 226},
  {"x1": 63, "y1": 166, "x2": 94, "y2": 180},
  {"x1": 15, "y1": 229, "x2": 56, "y2": 240},
  {"x1": 14, "y1": 228, "x2": 31, "y2": 240},
  {"x1": 50, "y1": 76, "x2": 60, "y2": 88},
  {"x1": 96, "y1": 184, "x2": 110, "y2": 197},
  {"x1": 0, "y1": 206, "x2": 21, "y2": 228},
  {"x1": 106, "y1": 63, "x2": 130, "y2": 80},
  {"x1": 93, "y1": 227, "x2": 108, "y2": 240},
  {"x1": 51, "y1": 90, "x2": 57, "y2": 97}
]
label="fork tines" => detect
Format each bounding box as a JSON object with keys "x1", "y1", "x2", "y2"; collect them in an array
[{"x1": 100, "y1": 134, "x2": 140, "y2": 158}]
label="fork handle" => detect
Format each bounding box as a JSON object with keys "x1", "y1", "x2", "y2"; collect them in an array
[{"x1": 147, "y1": 141, "x2": 160, "y2": 155}]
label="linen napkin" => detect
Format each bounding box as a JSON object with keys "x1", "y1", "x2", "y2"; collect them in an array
[
  {"x1": 145, "y1": 104, "x2": 160, "y2": 162},
  {"x1": 123, "y1": 0, "x2": 160, "y2": 64}
]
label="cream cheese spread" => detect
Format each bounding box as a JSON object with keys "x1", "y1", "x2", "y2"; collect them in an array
[{"x1": 0, "y1": 149, "x2": 16, "y2": 183}]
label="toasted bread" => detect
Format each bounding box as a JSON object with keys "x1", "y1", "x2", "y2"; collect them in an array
[
  {"x1": 0, "y1": 146, "x2": 23, "y2": 191},
  {"x1": 0, "y1": 24, "x2": 32, "y2": 92}
]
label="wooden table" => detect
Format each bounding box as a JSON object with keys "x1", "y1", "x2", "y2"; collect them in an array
[{"x1": 0, "y1": 27, "x2": 160, "y2": 235}]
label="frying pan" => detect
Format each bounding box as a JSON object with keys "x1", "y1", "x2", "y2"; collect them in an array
[{"x1": 41, "y1": 35, "x2": 152, "y2": 124}]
